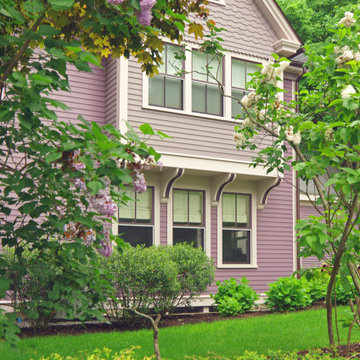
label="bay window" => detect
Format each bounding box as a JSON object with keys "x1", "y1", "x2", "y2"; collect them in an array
[
  {"x1": 231, "y1": 59, "x2": 258, "y2": 118},
  {"x1": 192, "y1": 51, "x2": 223, "y2": 116},
  {"x1": 118, "y1": 187, "x2": 154, "y2": 247},
  {"x1": 149, "y1": 44, "x2": 184, "y2": 110},
  {"x1": 222, "y1": 193, "x2": 251, "y2": 264},
  {"x1": 173, "y1": 189, "x2": 204, "y2": 249}
]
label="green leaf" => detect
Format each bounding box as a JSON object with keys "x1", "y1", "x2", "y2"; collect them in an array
[
  {"x1": 139, "y1": 123, "x2": 155, "y2": 135},
  {"x1": 37, "y1": 25, "x2": 59, "y2": 36},
  {"x1": 23, "y1": 0, "x2": 44, "y2": 13},
  {"x1": 45, "y1": 152, "x2": 62, "y2": 163},
  {"x1": 87, "y1": 180, "x2": 102, "y2": 195},
  {"x1": 79, "y1": 52, "x2": 102, "y2": 67},
  {"x1": 174, "y1": 21, "x2": 185, "y2": 33},
  {"x1": 48, "y1": 0, "x2": 74, "y2": 10},
  {"x1": 48, "y1": 283, "x2": 60, "y2": 300}
]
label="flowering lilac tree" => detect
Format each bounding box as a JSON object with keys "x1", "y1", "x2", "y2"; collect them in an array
[
  {"x1": 233, "y1": 8, "x2": 360, "y2": 346},
  {"x1": 0, "y1": 0, "x2": 211, "y2": 345}
]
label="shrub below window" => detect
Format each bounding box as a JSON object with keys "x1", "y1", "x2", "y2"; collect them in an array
[
  {"x1": 303, "y1": 268, "x2": 329, "y2": 302},
  {"x1": 265, "y1": 276, "x2": 312, "y2": 312},
  {"x1": 211, "y1": 277, "x2": 258, "y2": 316},
  {"x1": 100, "y1": 244, "x2": 214, "y2": 323}
]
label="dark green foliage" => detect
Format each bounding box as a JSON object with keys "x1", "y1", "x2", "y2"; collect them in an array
[
  {"x1": 303, "y1": 268, "x2": 329, "y2": 302},
  {"x1": 333, "y1": 276, "x2": 356, "y2": 305},
  {"x1": 265, "y1": 276, "x2": 312, "y2": 312},
  {"x1": 6, "y1": 247, "x2": 108, "y2": 329},
  {"x1": 100, "y1": 244, "x2": 215, "y2": 322},
  {"x1": 211, "y1": 277, "x2": 258, "y2": 316}
]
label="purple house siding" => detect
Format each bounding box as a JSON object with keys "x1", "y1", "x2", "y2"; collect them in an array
[
  {"x1": 300, "y1": 204, "x2": 322, "y2": 269},
  {"x1": 52, "y1": 63, "x2": 106, "y2": 126},
  {"x1": 160, "y1": 203, "x2": 168, "y2": 246},
  {"x1": 207, "y1": 170, "x2": 294, "y2": 295},
  {"x1": 283, "y1": 79, "x2": 293, "y2": 103},
  {"x1": 105, "y1": 58, "x2": 118, "y2": 127},
  {"x1": 211, "y1": 206, "x2": 218, "y2": 261}
]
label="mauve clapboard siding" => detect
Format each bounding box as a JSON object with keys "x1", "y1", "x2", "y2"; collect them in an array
[
  {"x1": 208, "y1": 170, "x2": 295, "y2": 294},
  {"x1": 128, "y1": 59, "x2": 271, "y2": 162},
  {"x1": 300, "y1": 204, "x2": 322, "y2": 269},
  {"x1": 196, "y1": 0, "x2": 279, "y2": 59},
  {"x1": 160, "y1": 203, "x2": 167, "y2": 246},
  {"x1": 105, "y1": 58, "x2": 118, "y2": 127},
  {"x1": 52, "y1": 63, "x2": 106, "y2": 126}
]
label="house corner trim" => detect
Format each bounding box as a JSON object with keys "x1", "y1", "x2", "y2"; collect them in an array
[{"x1": 160, "y1": 168, "x2": 185, "y2": 203}]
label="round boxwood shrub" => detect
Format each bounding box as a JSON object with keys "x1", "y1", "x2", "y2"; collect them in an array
[
  {"x1": 100, "y1": 243, "x2": 215, "y2": 323},
  {"x1": 211, "y1": 277, "x2": 258, "y2": 316},
  {"x1": 265, "y1": 276, "x2": 312, "y2": 312}
]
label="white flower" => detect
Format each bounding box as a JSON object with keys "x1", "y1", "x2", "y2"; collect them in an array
[
  {"x1": 341, "y1": 85, "x2": 356, "y2": 99},
  {"x1": 240, "y1": 92, "x2": 258, "y2": 107},
  {"x1": 325, "y1": 128, "x2": 333, "y2": 141},
  {"x1": 285, "y1": 126, "x2": 294, "y2": 142},
  {"x1": 278, "y1": 61, "x2": 290, "y2": 72},
  {"x1": 354, "y1": 52, "x2": 360, "y2": 61},
  {"x1": 293, "y1": 131, "x2": 301, "y2": 146},
  {"x1": 334, "y1": 46, "x2": 341, "y2": 55},
  {"x1": 242, "y1": 117, "x2": 254, "y2": 129},
  {"x1": 335, "y1": 46, "x2": 354, "y2": 66},
  {"x1": 339, "y1": 12, "x2": 356, "y2": 28},
  {"x1": 234, "y1": 132, "x2": 246, "y2": 147},
  {"x1": 258, "y1": 109, "x2": 267, "y2": 121},
  {"x1": 261, "y1": 60, "x2": 289, "y2": 86}
]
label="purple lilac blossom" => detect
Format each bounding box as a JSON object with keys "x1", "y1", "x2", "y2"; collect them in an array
[
  {"x1": 107, "y1": 0, "x2": 125, "y2": 4},
  {"x1": 133, "y1": 172, "x2": 147, "y2": 193},
  {"x1": 98, "y1": 229, "x2": 113, "y2": 257},
  {"x1": 83, "y1": 229, "x2": 96, "y2": 247},
  {"x1": 90, "y1": 189, "x2": 117, "y2": 217},
  {"x1": 136, "y1": 0, "x2": 156, "y2": 26},
  {"x1": 74, "y1": 178, "x2": 86, "y2": 191},
  {"x1": 73, "y1": 162, "x2": 86, "y2": 171}
]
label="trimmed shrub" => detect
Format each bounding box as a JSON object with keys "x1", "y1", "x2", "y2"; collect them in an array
[
  {"x1": 211, "y1": 277, "x2": 258, "y2": 316},
  {"x1": 6, "y1": 247, "x2": 105, "y2": 329},
  {"x1": 303, "y1": 268, "x2": 329, "y2": 302},
  {"x1": 101, "y1": 244, "x2": 214, "y2": 322},
  {"x1": 265, "y1": 276, "x2": 312, "y2": 312}
]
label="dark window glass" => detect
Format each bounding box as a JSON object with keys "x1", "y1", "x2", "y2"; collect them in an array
[
  {"x1": 118, "y1": 226, "x2": 153, "y2": 248},
  {"x1": 173, "y1": 228, "x2": 204, "y2": 249},
  {"x1": 222, "y1": 230, "x2": 250, "y2": 264}
]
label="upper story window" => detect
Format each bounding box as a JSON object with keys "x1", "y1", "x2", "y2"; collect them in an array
[
  {"x1": 231, "y1": 59, "x2": 258, "y2": 118},
  {"x1": 149, "y1": 44, "x2": 184, "y2": 110},
  {"x1": 192, "y1": 51, "x2": 223, "y2": 116},
  {"x1": 118, "y1": 187, "x2": 154, "y2": 247},
  {"x1": 222, "y1": 193, "x2": 251, "y2": 264},
  {"x1": 173, "y1": 189, "x2": 204, "y2": 249}
]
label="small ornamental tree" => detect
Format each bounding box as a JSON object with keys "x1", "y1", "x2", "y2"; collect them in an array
[
  {"x1": 0, "y1": 0, "x2": 212, "y2": 345},
  {"x1": 231, "y1": 7, "x2": 360, "y2": 346}
]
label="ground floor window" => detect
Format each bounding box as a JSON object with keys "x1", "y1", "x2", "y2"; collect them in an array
[
  {"x1": 173, "y1": 189, "x2": 205, "y2": 249},
  {"x1": 222, "y1": 193, "x2": 251, "y2": 264},
  {"x1": 118, "y1": 187, "x2": 154, "y2": 247}
]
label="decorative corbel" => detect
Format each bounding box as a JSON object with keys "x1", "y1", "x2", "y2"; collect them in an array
[
  {"x1": 257, "y1": 178, "x2": 282, "y2": 209},
  {"x1": 160, "y1": 168, "x2": 184, "y2": 203},
  {"x1": 211, "y1": 173, "x2": 236, "y2": 206}
]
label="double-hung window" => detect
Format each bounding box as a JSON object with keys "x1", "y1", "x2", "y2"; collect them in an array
[
  {"x1": 192, "y1": 51, "x2": 223, "y2": 116},
  {"x1": 231, "y1": 59, "x2": 258, "y2": 118},
  {"x1": 222, "y1": 193, "x2": 251, "y2": 264},
  {"x1": 173, "y1": 189, "x2": 204, "y2": 249},
  {"x1": 149, "y1": 44, "x2": 184, "y2": 110},
  {"x1": 118, "y1": 187, "x2": 154, "y2": 247}
]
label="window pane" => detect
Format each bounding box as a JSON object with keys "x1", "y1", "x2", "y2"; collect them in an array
[
  {"x1": 208, "y1": 56, "x2": 223, "y2": 84},
  {"x1": 119, "y1": 188, "x2": 136, "y2": 222},
  {"x1": 192, "y1": 82, "x2": 206, "y2": 113},
  {"x1": 158, "y1": 48, "x2": 166, "y2": 74},
  {"x1": 207, "y1": 85, "x2": 222, "y2": 116},
  {"x1": 136, "y1": 188, "x2": 152, "y2": 223},
  {"x1": 173, "y1": 228, "x2": 204, "y2": 249},
  {"x1": 232, "y1": 59, "x2": 246, "y2": 88},
  {"x1": 167, "y1": 45, "x2": 183, "y2": 76},
  {"x1": 222, "y1": 230, "x2": 250, "y2": 264},
  {"x1": 231, "y1": 89, "x2": 247, "y2": 118},
  {"x1": 165, "y1": 78, "x2": 182, "y2": 109},
  {"x1": 174, "y1": 190, "x2": 188, "y2": 224},
  {"x1": 119, "y1": 226, "x2": 153, "y2": 247},
  {"x1": 149, "y1": 76, "x2": 165, "y2": 107},
  {"x1": 237, "y1": 195, "x2": 250, "y2": 227},
  {"x1": 223, "y1": 193, "x2": 236, "y2": 227},
  {"x1": 246, "y1": 62, "x2": 258, "y2": 85},
  {"x1": 189, "y1": 191, "x2": 203, "y2": 225},
  {"x1": 193, "y1": 51, "x2": 207, "y2": 81}
]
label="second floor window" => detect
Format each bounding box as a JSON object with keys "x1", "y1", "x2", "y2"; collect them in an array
[
  {"x1": 118, "y1": 187, "x2": 154, "y2": 247},
  {"x1": 231, "y1": 59, "x2": 258, "y2": 118},
  {"x1": 149, "y1": 44, "x2": 184, "y2": 110},
  {"x1": 173, "y1": 189, "x2": 204, "y2": 249},
  {"x1": 192, "y1": 51, "x2": 223, "y2": 116}
]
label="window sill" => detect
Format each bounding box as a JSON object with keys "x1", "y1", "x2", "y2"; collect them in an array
[
  {"x1": 142, "y1": 104, "x2": 237, "y2": 123},
  {"x1": 209, "y1": 0, "x2": 226, "y2": 5},
  {"x1": 217, "y1": 264, "x2": 258, "y2": 269}
]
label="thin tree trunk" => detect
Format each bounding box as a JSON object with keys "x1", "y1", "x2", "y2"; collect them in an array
[{"x1": 346, "y1": 298, "x2": 360, "y2": 357}]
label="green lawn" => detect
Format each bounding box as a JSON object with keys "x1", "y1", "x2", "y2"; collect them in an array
[{"x1": 2, "y1": 307, "x2": 360, "y2": 360}]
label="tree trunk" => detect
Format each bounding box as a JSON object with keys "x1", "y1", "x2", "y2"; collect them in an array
[{"x1": 152, "y1": 314, "x2": 162, "y2": 360}]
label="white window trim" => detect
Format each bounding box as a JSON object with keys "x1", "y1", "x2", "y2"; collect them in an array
[
  {"x1": 209, "y1": 0, "x2": 226, "y2": 5},
  {"x1": 167, "y1": 181, "x2": 211, "y2": 258},
  {"x1": 142, "y1": 49, "x2": 276, "y2": 122},
  {"x1": 217, "y1": 187, "x2": 258, "y2": 269}
]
